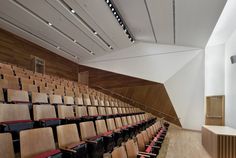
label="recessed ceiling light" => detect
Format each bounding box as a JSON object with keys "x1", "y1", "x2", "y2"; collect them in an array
[
  {"x1": 114, "y1": 12, "x2": 117, "y2": 15},
  {"x1": 116, "y1": 15, "x2": 118, "y2": 18},
  {"x1": 109, "y1": 4, "x2": 112, "y2": 7},
  {"x1": 71, "y1": 9, "x2": 75, "y2": 14},
  {"x1": 94, "y1": 31, "x2": 98, "y2": 35},
  {"x1": 48, "y1": 22, "x2": 52, "y2": 26},
  {"x1": 111, "y1": 8, "x2": 114, "y2": 11},
  {"x1": 106, "y1": 0, "x2": 109, "y2": 3},
  {"x1": 57, "y1": 46, "x2": 60, "y2": 49},
  {"x1": 73, "y1": 39, "x2": 76, "y2": 43}
]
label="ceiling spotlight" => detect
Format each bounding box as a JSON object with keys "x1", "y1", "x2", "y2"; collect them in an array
[
  {"x1": 124, "y1": 29, "x2": 127, "y2": 32},
  {"x1": 73, "y1": 39, "x2": 76, "y2": 43},
  {"x1": 114, "y1": 12, "x2": 117, "y2": 15},
  {"x1": 109, "y1": 4, "x2": 112, "y2": 7},
  {"x1": 56, "y1": 46, "x2": 60, "y2": 49},
  {"x1": 94, "y1": 31, "x2": 98, "y2": 35},
  {"x1": 118, "y1": 18, "x2": 121, "y2": 21},
  {"x1": 132, "y1": 40, "x2": 135, "y2": 43},
  {"x1": 71, "y1": 9, "x2": 75, "y2": 14},
  {"x1": 48, "y1": 22, "x2": 52, "y2": 26},
  {"x1": 116, "y1": 15, "x2": 118, "y2": 18},
  {"x1": 121, "y1": 24, "x2": 124, "y2": 27},
  {"x1": 111, "y1": 8, "x2": 114, "y2": 11},
  {"x1": 106, "y1": 0, "x2": 109, "y2": 3}
]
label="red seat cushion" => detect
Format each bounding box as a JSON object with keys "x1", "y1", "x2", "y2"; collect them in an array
[{"x1": 34, "y1": 149, "x2": 61, "y2": 158}]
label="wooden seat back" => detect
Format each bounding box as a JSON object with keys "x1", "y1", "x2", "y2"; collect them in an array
[
  {"x1": 0, "y1": 104, "x2": 30, "y2": 122},
  {"x1": 57, "y1": 124, "x2": 80, "y2": 148},
  {"x1": 58, "y1": 105, "x2": 74, "y2": 119},
  {"x1": 0, "y1": 133, "x2": 14, "y2": 158},
  {"x1": 33, "y1": 105, "x2": 56, "y2": 120},
  {"x1": 20, "y1": 127, "x2": 56, "y2": 158},
  {"x1": 80, "y1": 121, "x2": 96, "y2": 140}
]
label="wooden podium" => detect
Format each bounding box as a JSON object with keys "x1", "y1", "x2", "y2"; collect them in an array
[{"x1": 202, "y1": 125, "x2": 236, "y2": 158}]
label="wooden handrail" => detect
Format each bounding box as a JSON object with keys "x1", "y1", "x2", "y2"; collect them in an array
[{"x1": 92, "y1": 85, "x2": 180, "y2": 121}]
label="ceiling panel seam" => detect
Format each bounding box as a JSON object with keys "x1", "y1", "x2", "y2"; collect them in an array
[
  {"x1": 173, "y1": 0, "x2": 176, "y2": 44},
  {"x1": 82, "y1": 48, "x2": 201, "y2": 64},
  {"x1": 14, "y1": 0, "x2": 94, "y2": 56},
  {"x1": 144, "y1": 0, "x2": 158, "y2": 43},
  {"x1": 0, "y1": 16, "x2": 77, "y2": 59},
  {"x1": 56, "y1": 0, "x2": 110, "y2": 51},
  {"x1": 73, "y1": 0, "x2": 119, "y2": 49}
]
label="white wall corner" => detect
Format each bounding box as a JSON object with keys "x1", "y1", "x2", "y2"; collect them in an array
[{"x1": 164, "y1": 51, "x2": 205, "y2": 130}]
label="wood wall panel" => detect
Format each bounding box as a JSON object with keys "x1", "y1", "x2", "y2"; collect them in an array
[
  {"x1": 79, "y1": 65, "x2": 181, "y2": 126},
  {"x1": 0, "y1": 28, "x2": 79, "y2": 81}
]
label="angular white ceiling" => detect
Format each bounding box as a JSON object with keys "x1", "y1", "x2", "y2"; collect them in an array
[{"x1": 81, "y1": 42, "x2": 202, "y2": 83}]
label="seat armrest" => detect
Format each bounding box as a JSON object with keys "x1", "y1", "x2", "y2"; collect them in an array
[
  {"x1": 85, "y1": 140, "x2": 98, "y2": 144},
  {"x1": 103, "y1": 135, "x2": 112, "y2": 138},
  {"x1": 137, "y1": 153, "x2": 151, "y2": 158},
  {"x1": 139, "y1": 151, "x2": 156, "y2": 157},
  {"x1": 145, "y1": 145, "x2": 160, "y2": 149},
  {"x1": 60, "y1": 147, "x2": 77, "y2": 153}
]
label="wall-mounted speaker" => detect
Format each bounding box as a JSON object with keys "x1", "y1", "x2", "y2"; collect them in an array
[{"x1": 230, "y1": 55, "x2": 236, "y2": 64}]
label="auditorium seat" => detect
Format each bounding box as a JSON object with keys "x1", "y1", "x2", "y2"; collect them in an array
[
  {"x1": 106, "y1": 118, "x2": 123, "y2": 145},
  {"x1": 111, "y1": 146, "x2": 127, "y2": 158},
  {"x1": 98, "y1": 107, "x2": 106, "y2": 116},
  {"x1": 7, "y1": 89, "x2": 29, "y2": 103},
  {"x1": 95, "y1": 119, "x2": 115, "y2": 152},
  {"x1": 20, "y1": 127, "x2": 62, "y2": 158},
  {"x1": 90, "y1": 95, "x2": 99, "y2": 106},
  {"x1": 80, "y1": 121, "x2": 104, "y2": 158},
  {"x1": 0, "y1": 67, "x2": 14, "y2": 76},
  {"x1": 54, "y1": 88, "x2": 65, "y2": 96},
  {"x1": 83, "y1": 94, "x2": 92, "y2": 106},
  {"x1": 0, "y1": 104, "x2": 34, "y2": 150},
  {"x1": 112, "y1": 107, "x2": 118, "y2": 116},
  {"x1": 58, "y1": 105, "x2": 75, "y2": 119},
  {"x1": 20, "y1": 77, "x2": 34, "y2": 85},
  {"x1": 49, "y1": 94, "x2": 63, "y2": 105},
  {"x1": 2, "y1": 75, "x2": 20, "y2": 90},
  {"x1": 106, "y1": 107, "x2": 113, "y2": 116},
  {"x1": 75, "y1": 93, "x2": 84, "y2": 105},
  {"x1": 0, "y1": 133, "x2": 15, "y2": 158},
  {"x1": 33, "y1": 105, "x2": 61, "y2": 128},
  {"x1": 57, "y1": 124, "x2": 87, "y2": 158},
  {"x1": 63, "y1": 96, "x2": 74, "y2": 105},
  {"x1": 104, "y1": 100, "x2": 110, "y2": 106},
  {"x1": 88, "y1": 106, "x2": 99, "y2": 117},
  {"x1": 65, "y1": 89, "x2": 74, "y2": 97},
  {"x1": 32, "y1": 92, "x2": 49, "y2": 104},
  {"x1": 98, "y1": 99, "x2": 105, "y2": 106},
  {"x1": 75, "y1": 106, "x2": 88, "y2": 118},
  {"x1": 39, "y1": 85, "x2": 53, "y2": 94},
  {"x1": 21, "y1": 84, "x2": 38, "y2": 93}
]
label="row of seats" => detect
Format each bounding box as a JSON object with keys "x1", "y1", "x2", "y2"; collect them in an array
[
  {"x1": 0, "y1": 89, "x2": 136, "y2": 109},
  {"x1": 0, "y1": 116, "x2": 167, "y2": 158},
  {"x1": 0, "y1": 63, "x2": 77, "y2": 87},
  {"x1": 0, "y1": 103, "x2": 147, "y2": 152}
]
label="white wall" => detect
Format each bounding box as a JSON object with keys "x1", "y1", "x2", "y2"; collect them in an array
[
  {"x1": 205, "y1": 44, "x2": 225, "y2": 96},
  {"x1": 225, "y1": 30, "x2": 236, "y2": 128},
  {"x1": 165, "y1": 52, "x2": 205, "y2": 130}
]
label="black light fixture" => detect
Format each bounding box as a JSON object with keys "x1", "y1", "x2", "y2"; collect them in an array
[
  {"x1": 105, "y1": 0, "x2": 135, "y2": 43},
  {"x1": 230, "y1": 55, "x2": 236, "y2": 64}
]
